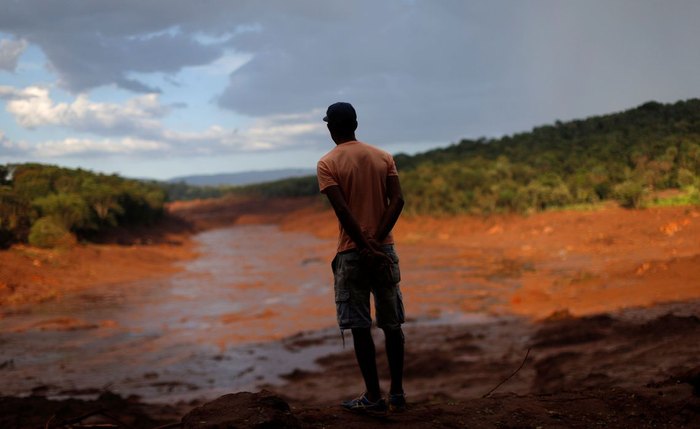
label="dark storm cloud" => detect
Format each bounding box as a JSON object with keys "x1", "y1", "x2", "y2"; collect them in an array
[
  {"x1": 217, "y1": 0, "x2": 700, "y2": 144},
  {"x1": 218, "y1": 1, "x2": 526, "y2": 144},
  {"x1": 0, "y1": 0, "x2": 241, "y2": 92},
  {"x1": 219, "y1": 1, "x2": 700, "y2": 142},
  {"x1": 1, "y1": 0, "x2": 699, "y2": 149},
  {"x1": 0, "y1": 0, "x2": 361, "y2": 93},
  {"x1": 43, "y1": 30, "x2": 225, "y2": 93}
]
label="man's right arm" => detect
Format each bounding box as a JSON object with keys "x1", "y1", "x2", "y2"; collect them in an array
[{"x1": 374, "y1": 175, "x2": 405, "y2": 242}]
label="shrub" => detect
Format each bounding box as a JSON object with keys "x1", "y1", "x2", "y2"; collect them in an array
[
  {"x1": 613, "y1": 179, "x2": 647, "y2": 209},
  {"x1": 677, "y1": 168, "x2": 697, "y2": 188},
  {"x1": 33, "y1": 192, "x2": 92, "y2": 231},
  {"x1": 28, "y1": 216, "x2": 75, "y2": 248}
]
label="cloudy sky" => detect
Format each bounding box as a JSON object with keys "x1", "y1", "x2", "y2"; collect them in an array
[{"x1": 1, "y1": 1, "x2": 699, "y2": 180}]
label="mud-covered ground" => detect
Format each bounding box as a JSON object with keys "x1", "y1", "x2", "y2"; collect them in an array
[
  {"x1": 1, "y1": 197, "x2": 699, "y2": 427},
  {"x1": 4, "y1": 300, "x2": 699, "y2": 428},
  {"x1": 279, "y1": 300, "x2": 700, "y2": 420}
]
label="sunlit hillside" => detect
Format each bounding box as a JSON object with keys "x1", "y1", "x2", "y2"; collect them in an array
[{"x1": 182, "y1": 99, "x2": 700, "y2": 214}]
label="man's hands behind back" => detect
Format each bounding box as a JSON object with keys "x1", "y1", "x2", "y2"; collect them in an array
[{"x1": 360, "y1": 238, "x2": 394, "y2": 286}]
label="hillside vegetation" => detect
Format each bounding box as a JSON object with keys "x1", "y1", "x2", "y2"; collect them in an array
[
  {"x1": 0, "y1": 164, "x2": 165, "y2": 248},
  {"x1": 212, "y1": 99, "x2": 700, "y2": 214},
  {"x1": 4, "y1": 99, "x2": 700, "y2": 248},
  {"x1": 396, "y1": 99, "x2": 700, "y2": 214}
]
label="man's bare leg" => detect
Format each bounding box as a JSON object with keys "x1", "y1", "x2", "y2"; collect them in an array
[
  {"x1": 384, "y1": 327, "x2": 405, "y2": 395},
  {"x1": 351, "y1": 327, "x2": 381, "y2": 401}
]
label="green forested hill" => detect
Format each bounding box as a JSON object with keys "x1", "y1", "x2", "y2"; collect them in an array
[
  {"x1": 222, "y1": 99, "x2": 700, "y2": 214},
  {"x1": 394, "y1": 99, "x2": 700, "y2": 213},
  {"x1": 0, "y1": 164, "x2": 165, "y2": 248}
]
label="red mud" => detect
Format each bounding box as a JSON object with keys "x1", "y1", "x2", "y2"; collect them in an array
[
  {"x1": 2, "y1": 196, "x2": 700, "y2": 428},
  {"x1": 0, "y1": 214, "x2": 196, "y2": 308},
  {"x1": 173, "y1": 197, "x2": 700, "y2": 319}
]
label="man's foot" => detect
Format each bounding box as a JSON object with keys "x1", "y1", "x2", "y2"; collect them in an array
[
  {"x1": 341, "y1": 393, "x2": 387, "y2": 414},
  {"x1": 388, "y1": 393, "x2": 407, "y2": 412}
]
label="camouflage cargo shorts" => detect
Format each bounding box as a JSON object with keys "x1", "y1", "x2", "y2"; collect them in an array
[{"x1": 331, "y1": 244, "x2": 405, "y2": 330}]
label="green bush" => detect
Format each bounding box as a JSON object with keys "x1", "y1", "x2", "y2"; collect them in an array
[
  {"x1": 613, "y1": 179, "x2": 647, "y2": 209},
  {"x1": 688, "y1": 185, "x2": 700, "y2": 205},
  {"x1": 33, "y1": 192, "x2": 92, "y2": 231},
  {"x1": 28, "y1": 216, "x2": 75, "y2": 248},
  {"x1": 677, "y1": 168, "x2": 697, "y2": 187}
]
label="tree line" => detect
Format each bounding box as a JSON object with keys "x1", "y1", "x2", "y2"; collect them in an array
[
  {"x1": 0, "y1": 163, "x2": 165, "y2": 248},
  {"x1": 394, "y1": 99, "x2": 700, "y2": 214}
]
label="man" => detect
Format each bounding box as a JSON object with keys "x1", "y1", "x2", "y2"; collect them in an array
[{"x1": 316, "y1": 102, "x2": 407, "y2": 413}]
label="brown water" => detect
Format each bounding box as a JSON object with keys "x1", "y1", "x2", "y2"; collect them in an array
[
  {"x1": 0, "y1": 224, "x2": 493, "y2": 403},
  {"x1": 0, "y1": 225, "x2": 346, "y2": 403}
]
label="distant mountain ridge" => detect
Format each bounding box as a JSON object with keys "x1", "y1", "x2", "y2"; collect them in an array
[{"x1": 168, "y1": 168, "x2": 315, "y2": 186}]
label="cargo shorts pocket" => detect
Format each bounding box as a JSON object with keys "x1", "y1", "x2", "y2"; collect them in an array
[
  {"x1": 387, "y1": 250, "x2": 401, "y2": 284},
  {"x1": 396, "y1": 287, "x2": 405, "y2": 324},
  {"x1": 334, "y1": 280, "x2": 352, "y2": 328},
  {"x1": 332, "y1": 254, "x2": 353, "y2": 328}
]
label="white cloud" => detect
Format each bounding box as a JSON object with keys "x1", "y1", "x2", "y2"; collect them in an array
[
  {"x1": 161, "y1": 110, "x2": 325, "y2": 153},
  {"x1": 0, "y1": 131, "x2": 32, "y2": 156},
  {"x1": 33, "y1": 137, "x2": 169, "y2": 157},
  {"x1": 236, "y1": 110, "x2": 324, "y2": 150},
  {"x1": 0, "y1": 38, "x2": 27, "y2": 71},
  {"x1": 2, "y1": 86, "x2": 165, "y2": 137},
  {"x1": 0, "y1": 130, "x2": 167, "y2": 158},
  {"x1": 0, "y1": 84, "x2": 326, "y2": 158}
]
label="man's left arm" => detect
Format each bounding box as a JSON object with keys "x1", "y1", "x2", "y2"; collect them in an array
[{"x1": 323, "y1": 185, "x2": 375, "y2": 251}]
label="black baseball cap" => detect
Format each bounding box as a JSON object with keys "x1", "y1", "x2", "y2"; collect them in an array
[{"x1": 323, "y1": 102, "x2": 356, "y2": 123}]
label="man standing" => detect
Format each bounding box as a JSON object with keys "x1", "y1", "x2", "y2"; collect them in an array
[{"x1": 316, "y1": 102, "x2": 407, "y2": 413}]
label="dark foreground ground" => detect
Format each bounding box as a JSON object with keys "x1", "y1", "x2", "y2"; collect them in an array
[{"x1": 3, "y1": 299, "x2": 699, "y2": 429}]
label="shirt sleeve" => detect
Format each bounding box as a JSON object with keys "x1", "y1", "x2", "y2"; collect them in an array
[
  {"x1": 316, "y1": 159, "x2": 338, "y2": 193},
  {"x1": 387, "y1": 154, "x2": 399, "y2": 177}
]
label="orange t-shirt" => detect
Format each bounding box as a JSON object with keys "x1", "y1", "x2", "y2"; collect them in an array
[{"x1": 317, "y1": 140, "x2": 399, "y2": 253}]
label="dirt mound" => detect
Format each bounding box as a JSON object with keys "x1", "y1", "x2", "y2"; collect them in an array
[
  {"x1": 632, "y1": 313, "x2": 700, "y2": 337},
  {"x1": 530, "y1": 310, "x2": 700, "y2": 396},
  {"x1": 530, "y1": 311, "x2": 700, "y2": 351},
  {"x1": 181, "y1": 390, "x2": 300, "y2": 429},
  {"x1": 0, "y1": 391, "x2": 172, "y2": 429},
  {"x1": 294, "y1": 388, "x2": 699, "y2": 429},
  {"x1": 3, "y1": 387, "x2": 697, "y2": 429},
  {"x1": 531, "y1": 314, "x2": 617, "y2": 348}
]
